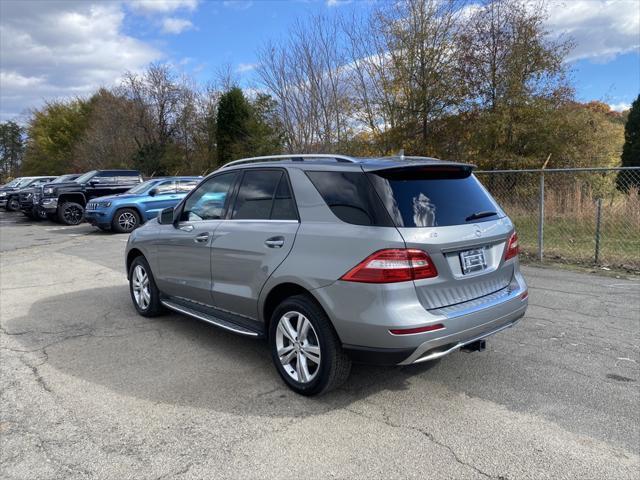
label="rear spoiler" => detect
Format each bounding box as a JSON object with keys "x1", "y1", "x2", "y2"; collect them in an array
[{"x1": 364, "y1": 162, "x2": 475, "y2": 179}]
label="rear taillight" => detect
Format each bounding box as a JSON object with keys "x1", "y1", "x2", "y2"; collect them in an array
[
  {"x1": 340, "y1": 249, "x2": 438, "y2": 283},
  {"x1": 504, "y1": 231, "x2": 519, "y2": 260}
]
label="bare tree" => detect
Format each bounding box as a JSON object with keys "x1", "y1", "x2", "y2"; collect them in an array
[
  {"x1": 121, "y1": 64, "x2": 187, "y2": 148},
  {"x1": 72, "y1": 89, "x2": 144, "y2": 170},
  {"x1": 257, "y1": 15, "x2": 352, "y2": 152}
]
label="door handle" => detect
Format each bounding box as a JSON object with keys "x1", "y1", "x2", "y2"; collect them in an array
[
  {"x1": 179, "y1": 224, "x2": 194, "y2": 232},
  {"x1": 265, "y1": 236, "x2": 285, "y2": 248},
  {"x1": 195, "y1": 233, "x2": 210, "y2": 243}
]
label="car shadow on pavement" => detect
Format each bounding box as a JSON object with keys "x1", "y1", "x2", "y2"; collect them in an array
[{"x1": 7, "y1": 285, "x2": 442, "y2": 418}]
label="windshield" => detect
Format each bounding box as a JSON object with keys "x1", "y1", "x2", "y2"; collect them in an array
[
  {"x1": 4, "y1": 178, "x2": 23, "y2": 187},
  {"x1": 52, "y1": 174, "x2": 78, "y2": 183},
  {"x1": 127, "y1": 179, "x2": 159, "y2": 194},
  {"x1": 15, "y1": 177, "x2": 35, "y2": 187},
  {"x1": 75, "y1": 170, "x2": 98, "y2": 184},
  {"x1": 368, "y1": 169, "x2": 504, "y2": 228}
]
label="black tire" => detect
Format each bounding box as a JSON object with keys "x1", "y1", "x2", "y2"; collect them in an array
[
  {"x1": 269, "y1": 294, "x2": 351, "y2": 396},
  {"x1": 128, "y1": 256, "x2": 164, "y2": 317},
  {"x1": 57, "y1": 201, "x2": 84, "y2": 225},
  {"x1": 112, "y1": 208, "x2": 141, "y2": 233},
  {"x1": 5, "y1": 196, "x2": 19, "y2": 211},
  {"x1": 23, "y1": 210, "x2": 35, "y2": 219},
  {"x1": 35, "y1": 208, "x2": 48, "y2": 221}
]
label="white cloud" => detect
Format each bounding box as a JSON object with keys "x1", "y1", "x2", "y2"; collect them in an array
[
  {"x1": 0, "y1": 1, "x2": 161, "y2": 121},
  {"x1": 236, "y1": 63, "x2": 257, "y2": 73},
  {"x1": 129, "y1": 0, "x2": 198, "y2": 14},
  {"x1": 542, "y1": 0, "x2": 640, "y2": 62},
  {"x1": 326, "y1": 0, "x2": 352, "y2": 7},
  {"x1": 222, "y1": 1, "x2": 253, "y2": 11},
  {"x1": 609, "y1": 102, "x2": 632, "y2": 112},
  {"x1": 162, "y1": 17, "x2": 194, "y2": 34}
]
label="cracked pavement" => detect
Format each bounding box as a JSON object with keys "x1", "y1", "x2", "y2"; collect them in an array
[{"x1": 0, "y1": 211, "x2": 639, "y2": 479}]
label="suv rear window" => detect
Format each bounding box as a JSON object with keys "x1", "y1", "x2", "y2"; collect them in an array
[
  {"x1": 368, "y1": 167, "x2": 502, "y2": 227},
  {"x1": 306, "y1": 171, "x2": 393, "y2": 227}
]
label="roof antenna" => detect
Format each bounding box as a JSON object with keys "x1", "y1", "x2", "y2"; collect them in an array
[{"x1": 398, "y1": 149, "x2": 405, "y2": 160}]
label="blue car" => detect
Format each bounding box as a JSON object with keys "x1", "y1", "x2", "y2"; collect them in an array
[{"x1": 85, "y1": 177, "x2": 200, "y2": 233}]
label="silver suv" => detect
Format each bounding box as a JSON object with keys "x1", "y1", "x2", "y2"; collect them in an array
[{"x1": 125, "y1": 155, "x2": 528, "y2": 395}]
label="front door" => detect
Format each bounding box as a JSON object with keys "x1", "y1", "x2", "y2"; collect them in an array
[
  {"x1": 211, "y1": 169, "x2": 299, "y2": 321},
  {"x1": 140, "y1": 180, "x2": 180, "y2": 221},
  {"x1": 155, "y1": 172, "x2": 239, "y2": 304}
]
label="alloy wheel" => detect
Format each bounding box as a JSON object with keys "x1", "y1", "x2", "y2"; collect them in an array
[
  {"x1": 118, "y1": 211, "x2": 137, "y2": 231},
  {"x1": 63, "y1": 205, "x2": 83, "y2": 224},
  {"x1": 275, "y1": 311, "x2": 321, "y2": 383},
  {"x1": 132, "y1": 264, "x2": 151, "y2": 310}
]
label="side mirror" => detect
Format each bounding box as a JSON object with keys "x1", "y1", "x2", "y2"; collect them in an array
[
  {"x1": 158, "y1": 207, "x2": 175, "y2": 225},
  {"x1": 149, "y1": 188, "x2": 157, "y2": 197}
]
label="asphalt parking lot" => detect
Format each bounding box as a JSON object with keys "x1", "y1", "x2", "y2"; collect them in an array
[{"x1": 1, "y1": 210, "x2": 638, "y2": 479}]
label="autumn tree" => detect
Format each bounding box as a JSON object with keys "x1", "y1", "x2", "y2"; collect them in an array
[
  {"x1": 618, "y1": 95, "x2": 640, "y2": 191},
  {"x1": 21, "y1": 99, "x2": 92, "y2": 175},
  {"x1": 456, "y1": 0, "x2": 573, "y2": 166}
]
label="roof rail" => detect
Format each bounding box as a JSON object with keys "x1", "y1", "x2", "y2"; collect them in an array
[{"x1": 221, "y1": 154, "x2": 358, "y2": 168}]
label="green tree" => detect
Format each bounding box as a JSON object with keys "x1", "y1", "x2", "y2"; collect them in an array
[
  {"x1": 618, "y1": 95, "x2": 640, "y2": 191},
  {"x1": 216, "y1": 88, "x2": 282, "y2": 166},
  {"x1": 216, "y1": 87, "x2": 252, "y2": 165},
  {"x1": 0, "y1": 121, "x2": 24, "y2": 180},
  {"x1": 22, "y1": 99, "x2": 92, "y2": 175}
]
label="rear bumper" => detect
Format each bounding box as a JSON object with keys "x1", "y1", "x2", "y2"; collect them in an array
[{"x1": 316, "y1": 270, "x2": 528, "y2": 365}]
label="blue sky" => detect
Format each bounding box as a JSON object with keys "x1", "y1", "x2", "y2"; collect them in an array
[{"x1": 0, "y1": 0, "x2": 638, "y2": 121}]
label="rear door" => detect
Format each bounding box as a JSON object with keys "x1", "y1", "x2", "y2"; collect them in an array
[
  {"x1": 211, "y1": 169, "x2": 299, "y2": 321},
  {"x1": 367, "y1": 165, "x2": 514, "y2": 310}
]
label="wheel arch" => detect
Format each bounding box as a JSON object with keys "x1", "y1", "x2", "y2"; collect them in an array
[
  {"x1": 126, "y1": 248, "x2": 145, "y2": 279},
  {"x1": 58, "y1": 193, "x2": 86, "y2": 206},
  {"x1": 261, "y1": 282, "x2": 334, "y2": 337}
]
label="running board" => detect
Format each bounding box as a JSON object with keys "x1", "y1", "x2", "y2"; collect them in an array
[{"x1": 161, "y1": 299, "x2": 261, "y2": 337}]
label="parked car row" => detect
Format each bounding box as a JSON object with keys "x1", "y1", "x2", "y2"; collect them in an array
[
  {"x1": 1, "y1": 170, "x2": 200, "y2": 233},
  {"x1": 3, "y1": 155, "x2": 528, "y2": 395}
]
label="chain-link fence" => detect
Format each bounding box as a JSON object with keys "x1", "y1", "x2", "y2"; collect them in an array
[{"x1": 475, "y1": 167, "x2": 640, "y2": 273}]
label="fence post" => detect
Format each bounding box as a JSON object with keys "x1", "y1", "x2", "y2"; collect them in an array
[
  {"x1": 538, "y1": 172, "x2": 544, "y2": 261},
  {"x1": 594, "y1": 198, "x2": 602, "y2": 264}
]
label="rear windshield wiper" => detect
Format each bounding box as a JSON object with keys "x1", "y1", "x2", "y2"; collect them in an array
[{"x1": 465, "y1": 211, "x2": 497, "y2": 222}]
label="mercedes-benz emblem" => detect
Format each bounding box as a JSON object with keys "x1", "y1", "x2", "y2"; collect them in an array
[{"x1": 474, "y1": 225, "x2": 482, "y2": 237}]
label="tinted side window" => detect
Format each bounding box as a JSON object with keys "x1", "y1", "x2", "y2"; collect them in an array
[
  {"x1": 155, "y1": 181, "x2": 176, "y2": 194},
  {"x1": 231, "y1": 170, "x2": 282, "y2": 220},
  {"x1": 271, "y1": 175, "x2": 298, "y2": 220},
  {"x1": 181, "y1": 172, "x2": 238, "y2": 221},
  {"x1": 95, "y1": 176, "x2": 114, "y2": 184},
  {"x1": 177, "y1": 180, "x2": 198, "y2": 192},
  {"x1": 305, "y1": 171, "x2": 393, "y2": 226},
  {"x1": 116, "y1": 176, "x2": 141, "y2": 184}
]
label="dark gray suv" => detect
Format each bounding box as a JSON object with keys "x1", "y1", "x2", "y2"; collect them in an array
[{"x1": 125, "y1": 155, "x2": 527, "y2": 395}]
